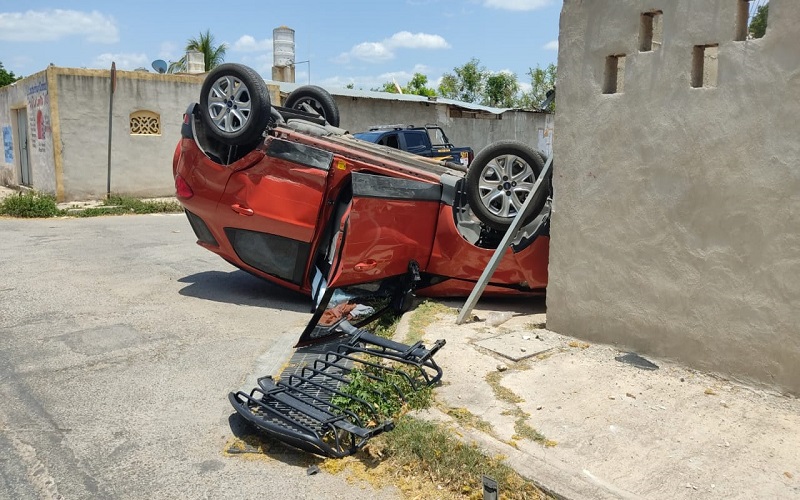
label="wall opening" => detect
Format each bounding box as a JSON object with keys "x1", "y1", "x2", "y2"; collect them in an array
[
  {"x1": 603, "y1": 55, "x2": 626, "y2": 94},
  {"x1": 129, "y1": 110, "x2": 161, "y2": 135},
  {"x1": 639, "y1": 11, "x2": 664, "y2": 51},
  {"x1": 748, "y1": 0, "x2": 769, "y2": 39},
  {"x1": 735, "y1": 0, "x2": 751, "y2": 41},
  {"x1": 691, "y1": 44, "x2": 719, "y2": 88}
]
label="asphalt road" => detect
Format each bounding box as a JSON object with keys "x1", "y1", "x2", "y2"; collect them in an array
[{"x1": 0, "y1": 214, "x2": 398, "y2": 499}]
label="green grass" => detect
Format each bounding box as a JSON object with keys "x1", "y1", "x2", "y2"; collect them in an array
[
  {"x1": 0, "y1": 191, "x2": 61, "y2": 218},
  {"x1": 0, "y1": 192, "x2": 182, "y2": 218},
  {"x1": 72, "y1": 195, "x2": 182, "y2": 217},
  {"x1": 376, "y1": 416, "x2": 548, "y2": 499},
  {"x1": 363, "y1": 311, "x2": 401, "y2": 339},
  {"x1": 405, "y1": 300, "x2": 455, "y2": 344}
]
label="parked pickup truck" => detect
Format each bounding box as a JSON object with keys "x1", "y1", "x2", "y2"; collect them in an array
[{"x1": 353, "y1": 124, "x2": 474, "y2": 166}]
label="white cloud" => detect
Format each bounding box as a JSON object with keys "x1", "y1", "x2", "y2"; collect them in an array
[
  {"x1": 543, "y1": 39, "x2": 559, "y2": 51},
  {"x1": 232, "y1": 35, "x2": 272, "y2": 52},
  {"x1": 91, "y1": 53, "x2": 149, "y2": 70},
  {"x1": 386, "y1": 31, "x2": 450, "y2": 50},
  {"x1": 482, "y1": 0, "x2": 553, "y2": 11},
  {"x1": 349, "y1": 42, "x2": 395, "y2": 63},
  {"x1": 0, "y1": 9, "x2": 118, "y2": 43},
  {"x1": 335, "y1": 31, "x2": 450, "y2": 64}
]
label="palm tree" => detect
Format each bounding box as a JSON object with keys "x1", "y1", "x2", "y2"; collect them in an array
[{"x1": 168, "y1": 30, "x2": 227, "y2": 73}]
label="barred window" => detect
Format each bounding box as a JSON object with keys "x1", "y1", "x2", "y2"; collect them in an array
[{"x1": 130, "y1": 110, "x2": 161, "y2": 135}]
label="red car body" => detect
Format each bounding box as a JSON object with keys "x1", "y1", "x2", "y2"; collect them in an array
[{"x1": 173, "y1": 107, "x2": 549, "y2": 300}]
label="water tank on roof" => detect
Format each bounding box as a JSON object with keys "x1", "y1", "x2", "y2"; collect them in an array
[
  {"x1": 273, "y1": 26, "x2": 295, "y2": 67},
  {"x1": 186, "y1": 50, "x2": 205, "y2": 74}
]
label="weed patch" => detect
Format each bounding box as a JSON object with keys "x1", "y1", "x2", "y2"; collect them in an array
[
  {"x1": 72, "y1": 195, "x2": 182, "y2": 217},
  {"x1": 373, "y1": 416, "x2": 548, "y2": 499},
  {"x1": 446, "y1": 407, "x2": 494, "y2": 434},
  {"x1": 486, "y1": 371, "x2": 524, "y2": 404},
  {"x1": 0, "y1": 191, "x2": 61, "y2": 218},
  {"x1": 0, "y1": 192, "x2": 182, "y2": 218},
  {"x1": 331, "y1": 367, "x2": 433, "y2": 423},
  {"x1": 486, "y1": 370, "x2": 555, "y2": 448},
  {"x1": 363, "y1": 311, "x2": 401, "y2": 339},
  {"x1": 405, "y1": 300, "x2": 454, "y2": 344}
]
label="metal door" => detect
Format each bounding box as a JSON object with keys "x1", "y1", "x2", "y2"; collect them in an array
[{"x1": 16, "y1": 109, "x2": 31, "y2": 186}]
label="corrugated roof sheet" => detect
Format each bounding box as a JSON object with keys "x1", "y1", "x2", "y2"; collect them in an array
[{"x1": 267, "y1": 79, "x2": 548, "y2": 115}]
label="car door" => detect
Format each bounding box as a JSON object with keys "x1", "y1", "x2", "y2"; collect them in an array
[
  {"x1": 327, "y1": 171, "x2": 441, "y2": 288},
  {"x1": 215, "y1": 137, "x2": 333, "y2": 286}
]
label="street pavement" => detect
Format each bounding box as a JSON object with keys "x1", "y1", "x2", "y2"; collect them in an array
[{"x1": 0, "y1": 214, "x2": 399, "y2": 499}]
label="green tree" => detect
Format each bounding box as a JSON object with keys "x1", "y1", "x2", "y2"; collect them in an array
[
  {"x1": 169, "y1": 30, "x2": 227, "y2": 73},
  {"x1": 749, "y1": 3, "x2": 768, "y2": 39},
  {"x1": 403, "y1": 73, "x2": 436, "y2": 97},
  {"x1": 0, "y1": 62, "x2": 21, "y2": 87},
  {"x1": 371, "y1": 81, "x2": 402, "y2": 93},
  {"x1": 372, "y1": 74, "x2": 436, "y2": 97},
  {"x1": 484, "y1": 72, "x2": 519, "y2": 107},
  {"x1": 517, "y1": 63, "x2": 557, "y2": 111},
  {"x1": 437, "y1": 58, "x2": 488, "y2": 103}
]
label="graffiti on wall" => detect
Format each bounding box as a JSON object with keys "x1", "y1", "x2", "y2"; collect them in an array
[
  {"x1": 2, "y1": 125, "x2": 12, "y2": 163},
  {"x1": 26, "y1": 79, "x2": 50, "y2": 154}
]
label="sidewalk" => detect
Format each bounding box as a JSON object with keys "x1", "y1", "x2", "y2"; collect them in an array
[{"x1": 400, "y1": 298, "x2": 799, "y2": 499}]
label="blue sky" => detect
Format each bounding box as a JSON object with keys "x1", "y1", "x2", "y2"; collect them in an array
[{"x1": 0, "y1": 0, "x2": 562, "y2": 92}]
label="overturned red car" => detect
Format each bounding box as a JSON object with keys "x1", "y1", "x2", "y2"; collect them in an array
[{"x1": 173, "y1": 63, "x2": 551, "y2": 311}]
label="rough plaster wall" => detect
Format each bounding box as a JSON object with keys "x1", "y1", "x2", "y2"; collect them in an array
[
  {"x1": 0, "y1": 70, "x2": 56, "y2": 191},
  {"x1": 548, "y1": 0, "x2": 800, "y2": 393},
  {"x1": 335, "y1": 96, "x2": 549, "y2": 154},
  {"x1": 57, "y1": 71, "x2": 201, "y2": 201}
]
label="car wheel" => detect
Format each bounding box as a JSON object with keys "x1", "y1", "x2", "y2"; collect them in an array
[
  {"x1": 465, "y1": 141, "x2": 549, "y2": 231},
  {"x1": 284, "y1": 85, "x2": 340, "y2": 127},
  {"x1": 199, "y1": 63, "x2": 271, "y2": 146}
]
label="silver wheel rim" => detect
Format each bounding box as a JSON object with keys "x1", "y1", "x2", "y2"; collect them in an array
[
  {"x1": 207, "y1": 75, "x2": 252, "y2": 133},
  {"x1": 293, "y1": 97, "x2": 324, "y2": 118},
  {"x1": 476, "y1": 154, "x2": 536, "y2": 218}
]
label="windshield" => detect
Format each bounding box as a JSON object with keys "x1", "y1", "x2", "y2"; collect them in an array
[
  {"x1": 352, "y1": 131, "x2": 383, "y2": 143},
  {"x1": 427, "y1": 127, "x2": 449, "y2": 146}
]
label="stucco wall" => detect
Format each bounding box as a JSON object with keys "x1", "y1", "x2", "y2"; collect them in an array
[
  {"x1": 548, "y1": 0, "x2": 800, "y2": 393},
  {"x1": 55, "y1": 68, "x2": 203, "y2": 201},
  {"x1": 0, "y1": 69, "x2": 56, "y2": 191}
]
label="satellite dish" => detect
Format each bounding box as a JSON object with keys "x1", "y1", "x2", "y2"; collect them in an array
[{"x1": 151, "y1": 59, "x2": 168, "y2": 74}]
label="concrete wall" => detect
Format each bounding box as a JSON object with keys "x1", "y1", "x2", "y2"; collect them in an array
[
  {"x1": 0, "y1": 69, "x2": 56, "y2": 192},
  {"x1": 55, "y1": 68, "x2": 203, "y2": 201},
  {"x1": 548, "y1": 0, "x2": 800, "y2": 393}
]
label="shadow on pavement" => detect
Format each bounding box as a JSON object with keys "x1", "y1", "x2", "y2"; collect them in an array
[
  {"x1": 436, "y1": 294, "x2": 547, "y2": 316},
  {"x1": 178, "y1": 270, "x2": 309, "y2": 313},
  {"x1": 225, "y1": 413, "x2": 322, "y2": 469}
]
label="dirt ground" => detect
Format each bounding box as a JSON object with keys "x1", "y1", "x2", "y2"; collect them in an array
[{"x1": 404, "y1": 299, "x2": 800, "y2": 499}]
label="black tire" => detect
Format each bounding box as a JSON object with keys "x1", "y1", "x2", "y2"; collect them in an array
[
  {"x1": 466, "y1": 141, "x2": 550, "y2": 231},
  {"x1": 284, "y1": 85, "x2": 340, "y2": 127},
  {"x1": 199, "y1": 63, "x2": 270, "y2": 146}
]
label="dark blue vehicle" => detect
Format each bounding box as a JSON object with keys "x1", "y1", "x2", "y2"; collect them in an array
[{"x1": 353, "y1": 124, "x2": 474, "y2": 167}]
